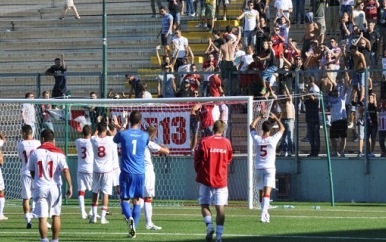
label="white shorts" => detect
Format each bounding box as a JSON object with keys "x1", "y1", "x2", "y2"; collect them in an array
[
  {"x1": 255, "y1": 168, "x2": 276, "y2": 190},
  {"x1": 21, "y1": 175, "x2": 33, "y2": 199},
  {"x1": 0, "y1": 168, "x2": 4, "y2": 191},
  {"x1": 112, "y1": 168, "x2": 120, "y2": 187},
  {"x1": 198, "y1": 184, "x2": 228, "y2": 206},
  {"x1": 65, "y1": 0, "x2": 75, "y2": 7},
  {"x1": 144, "y1": 168, "x2": 156, "y2": 198},
  {"x1": 33, "y1": 185, "x2": 62, "y2": 218},
  {"x1": 92, "y1": 172, "x2": 113, "y2": 195},
  {"x1": 77, "y1": 172, "x2": 92, "y2": 192}
]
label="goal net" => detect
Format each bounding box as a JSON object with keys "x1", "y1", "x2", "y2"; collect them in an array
[{"x1": 0, "y1": 96, "x2": 272, "y2": 209}]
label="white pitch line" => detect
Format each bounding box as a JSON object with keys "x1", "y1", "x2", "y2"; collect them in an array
[
  {"x1": 3, "y1": 212, "x2": 386, "y2": 220},
  {"x1": 0, "y1": 231, "x2": 385, "y2": 241}
]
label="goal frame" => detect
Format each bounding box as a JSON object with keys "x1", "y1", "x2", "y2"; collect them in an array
[{"x1": 0, "y1": 96, "x2": 256, "y2": 209}]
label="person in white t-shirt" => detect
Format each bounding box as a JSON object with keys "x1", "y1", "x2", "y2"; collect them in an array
[
  {"x1": 17, "y1": 125, "x2": 41, "y2": 228},
  {"x1": 172, "y1": 29, "x2": 189, "y2": 70},
  {"x1": 236, "y1": 1, "x2": 260, "y2": 48},
  {"x1": 21, "y1": 92, "x2": 36, "y2": 138},
  {"x1": 75, "y1": 125, "x2": 94, "y2": 219},
  {"x1": 143, "y1": 126, "x2": 170, "y2": 230},
  {"x1": 107, "y1": 123, "x2": 121, "y2": 199},
  {"x1": 275, "y1": 14, "x2": 291, "y2": 44},
  {"x1": 89, "y1": 122, "x2": 115, "y2": 224},
  {"x1": 249, "y1": 113, "x2": 284, "y2": 223},
  {"x1": 274, "y1": 0, "x2": 293, "y2": 19},
  {"x1": 29, "y1": 129, "x2": 72, "y2": 242},
  {"x1": 0, "y1": 133, "x2": 7, "y2": 221}
]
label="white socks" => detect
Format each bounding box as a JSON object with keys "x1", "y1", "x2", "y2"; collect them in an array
[{"x1": 144, "y1": 202, "x2": 153, "y2": 226}]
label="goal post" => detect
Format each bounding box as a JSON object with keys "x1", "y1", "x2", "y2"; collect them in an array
[{"x1": 0, "y1": 96, "x2": 272, "y2": 209}]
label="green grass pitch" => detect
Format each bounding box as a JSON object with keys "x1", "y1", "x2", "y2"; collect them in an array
[{"x1": 1, "y1": 201, "x2": 386, "y2": 242}]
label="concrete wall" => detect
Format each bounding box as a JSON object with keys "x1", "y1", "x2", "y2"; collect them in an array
[{"x1": 64, "y1": 155, "x2": 386, "y2": 203}]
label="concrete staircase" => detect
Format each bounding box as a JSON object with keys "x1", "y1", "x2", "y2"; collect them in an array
[{"x1": 0, "y1": 0, "x2": 383, "y2": 156}]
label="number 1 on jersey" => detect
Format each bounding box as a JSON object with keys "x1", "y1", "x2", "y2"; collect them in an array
[{"x1": 132, "y1": 140, "x2": 137, "y2": 155}]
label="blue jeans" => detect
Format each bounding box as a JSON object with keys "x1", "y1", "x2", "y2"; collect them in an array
[
  {"x1": 261, "y1": 65, "x2": 278, "y2": 83},
  {"x1": 280, "y1": 119, "x2": 294, "y2": 153},
  {"x1": 292, "y1": 0, "x2": 305, "y2": 22},
  {"x1": 185, "y1": 0, "x2": 194, "y2": 15},
  {"x1": 242, "y1": 30, "x2": 256, "y2": 48},
  {"x1": 307, "y1": 122, "x2": 320, "y2": 155},
  {"x1": 379, "y1": 130, "x2": 386, "y2": 153}
]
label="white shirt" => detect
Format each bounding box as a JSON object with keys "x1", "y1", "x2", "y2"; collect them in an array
[
  {"x1": 240, "y1": 54, "x2": 254, "y2": 72},
  {"x1": 21, "y1": 103, "x2": 36, "y2": 124},
  {"x1": 352, "y1": 10, "x2": 367, "y2": 30},
  {"x1": 142, "y1": 91, "x2": 153, "y2": 99},
  {"x1": 278, "y1": 23, "x2": 290, "y2": 44},
  {"x1": 234, "y1": 50, "x2": 246, "y2": 67},
  {"x1": 91, "y1": 136, "x2": 115, "y2": 173},
  {"x1": 243, "y1": 9, "x2": 259, "y2": 31},
  {"x1": 29, "y1": 147, "x2": 68, "y2": 187},
  {"x1": 75, "y1": 138, "x2": 94, "y2": 173},
  {"x1": 144, "y1": 141, "x2": 161, "y2": 171},
  {"x1": 17, "y1": 139, "x2": 41, "y2": 176},
  {"x1": 274, "y1": 0, "x2": 293, "y2": 11},
  {"x1": 341, "y1": 0, "x2": 354, "y2": 6},
  {"x1": 111, "y1": 141, "x2": 119, "y2": 170},
  {"x1": 250, "y1": 131, "x2": 282, "y2": 170},
  {"x1": 172, "y1": 35, "x2": 188, "y2": 58},
  {"x1": 219, "y1": 104, "x2": 229, "y2": 124}
]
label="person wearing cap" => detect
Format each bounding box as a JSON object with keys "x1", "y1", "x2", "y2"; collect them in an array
[{"x1": 302, "y1": 76, "x2": 320, "y2": 157}]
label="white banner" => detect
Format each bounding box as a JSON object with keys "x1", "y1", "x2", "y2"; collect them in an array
[{"x1": 110, "y1": 106, "x2": 192, "y2": 155}]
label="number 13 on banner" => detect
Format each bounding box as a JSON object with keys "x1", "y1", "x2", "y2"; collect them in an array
[
  {"x1": 142, "y1": 112, "x2": 190, "y2": 151},
  {"x1": 111, "y1": 109, "x2": 191, "y2": 154}
]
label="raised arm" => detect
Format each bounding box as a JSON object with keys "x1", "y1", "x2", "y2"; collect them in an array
[
  {"x1": 61, "y1": 54, "x2": 66, "y2": 69},
  {"x1": 270, "y1": 112, "x2": 285, "y2": 134},
  {"x1": 156, "y1": 46, "x2": 162, "y2": 66},
  {"x1": 250, "y1": 115, "x2": 262, "y2": 130}
]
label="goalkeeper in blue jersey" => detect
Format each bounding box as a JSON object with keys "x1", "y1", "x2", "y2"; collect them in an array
[{"x1": 113, "y1": 111, "x2": 149, "y2": 239}]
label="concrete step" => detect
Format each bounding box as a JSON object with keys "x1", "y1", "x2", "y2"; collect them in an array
[
  {"x1": 0, "y1": 49, "x2": 153, "y2": 63},
  {"x1": 150, "y1": 56, "x2": 205, "y2": 65},
  {"x1": 0, "y1": 60, "x2": 150, "y2": 73}
]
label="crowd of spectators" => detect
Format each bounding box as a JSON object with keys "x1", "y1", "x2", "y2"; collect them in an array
[{"x1": 136, "y1": 0, "x2": 386, "y2": 157}]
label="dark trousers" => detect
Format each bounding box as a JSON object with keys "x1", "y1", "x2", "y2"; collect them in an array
[{"x1": 307, "y1": 122, "x2": 320, "y2": 155}]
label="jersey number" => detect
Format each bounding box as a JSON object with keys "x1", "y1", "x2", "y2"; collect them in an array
[
  {"x1": 80, "y1": 147, "x2": 87, "y2": 159},
  {"x1": 37, "y1": 160, "x2": 53, "y2": 178},
  {"x1": 97, "y1": 146, "x2": 106, "y2": 158},
  {"x1": 22, "y1": 150, "x2": 33, "y2": 164},
  {"x1": 132, "y1": 140, "x2": 137, "y2": 155},
  {"x1": 260, "y1": 145, "x2": 268, "y2": 157}
]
